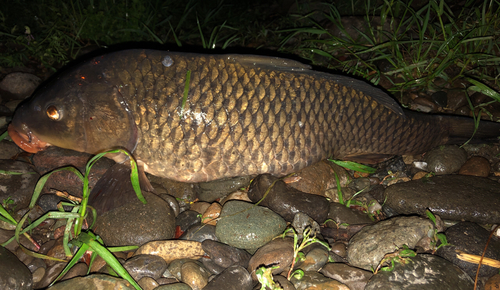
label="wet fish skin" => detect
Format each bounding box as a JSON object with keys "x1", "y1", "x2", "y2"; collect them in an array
[{"x1": 8, "y1": 49, "x2": 499, "y2": 182}]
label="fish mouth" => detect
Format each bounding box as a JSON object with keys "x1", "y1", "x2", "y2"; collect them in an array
[{"x1": 8, "y1": 124, "x2": 50, "y2": 153}]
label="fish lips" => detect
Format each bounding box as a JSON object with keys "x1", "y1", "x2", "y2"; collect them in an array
[{"x1": 8, "y1": 123, "x2": 50, "y2": 153}]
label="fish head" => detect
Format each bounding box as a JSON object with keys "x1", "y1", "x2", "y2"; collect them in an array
[{"x1": 8, "y1": 65, "x2": 138, "y2": 155}]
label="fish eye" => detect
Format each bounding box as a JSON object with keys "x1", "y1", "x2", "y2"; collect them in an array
[{"x1": 46, "y1": 105, "x2": 61, "y2": 121}]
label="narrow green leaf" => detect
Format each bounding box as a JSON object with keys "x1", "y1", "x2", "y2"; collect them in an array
[
  {"x1": 329, "y1": 159, "x2": 376, "y2": 173},
  {"x1": 50, "y1": 243, "x2": 90, "y2": 286}
]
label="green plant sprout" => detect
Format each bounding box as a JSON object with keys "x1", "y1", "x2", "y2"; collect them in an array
[
  {"x1": 373, "y1": 244, "x2": 416, "y2": 274},
  {"x1": 9, "y1": 149, "x2": 145, "y2": 289},
  {"x1": 426, "y1": 209, "x2": 451, "y2": 253},
  {"x1": 283, "y1": 226, "x2": 331, "y2": 280},
  {"x1": 256, "y1": 265, "x2": 283, "y2": 290}
]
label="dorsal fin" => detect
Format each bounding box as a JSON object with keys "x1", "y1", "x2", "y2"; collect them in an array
[{"x1": 225, "y1": 54, "x2": 312, "y2": 71}]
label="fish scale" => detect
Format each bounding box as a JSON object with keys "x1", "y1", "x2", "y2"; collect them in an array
[{"x1": 8, "y1": 49, "x2": 500, "y2": 183}]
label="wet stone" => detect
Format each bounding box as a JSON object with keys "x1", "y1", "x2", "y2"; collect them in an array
[
  {"x1": 94, "y1": 191, "x2": 176, "y2": 246},
  {"x1": 123, "y1": 254, "x2": 167, "y2": 281},
  {"x1": 181, "y1": 260, "x2": 210, "y2": 290},
  {"x1": 203, "y1": 265, "x2": 253, "y2": 290},
  {"x1": 292, "y1": 212, "x2": 321, "y2": 239},
  {"x1": 321, "y1": 263, "x2": 372, "y2": 290},
  {"x1": 437, "y1": 222, "x2": 500, "y2": 278},
  {"x1": 200, "y1": 257, "x2": 225, "y2": 275},
  {"x1": 431, "y1": 90, "x2": 448, "y2": 107},
  {"x1": 0, "y1": 140, "x2": 21, "y2": 159},
  {"x1": 36, "y1": 262, "x2": 65, "y2": 289},
  {"x1": 330, "y1": 242, "x2": 347, "y2": 258},
  {"x1": 424, "y1": 145, "x2": 468, "y2": 174},
  {"x1": 459, "y1": 156, "x2": 491, "y2": 177},
  {"x1": 0, "y1": 246, "x2": 32, "y2": 290},
  {"x1": 247, "y1": 174, "x2": 329, "y2": 223},
  {"x1": 149, "y1": 175, "x2": 198, "y2": 212},
  {"x1": 383, "y1": 175, "x2": 500, "y2": 223},
  {"x1": 190, "y1": 201, "x2": 211, "y2": 215},
  {"x1": 0, "y1": 72, "x2": 41, "y2": 99},
  {"x1": 296, "y1": 244, "x2": 329, "y2": 272},
  {"x1": 48, "y1": 274, "x2": 136, "y2": 290},
  {"x1": 167, "y1": 259, "x2": 194, "y2": 280},
  {"x1": 138, "y1": 276, "x2": 159, "y2": 290},
  {"x1": 179, "y1": 224, "x2": 218, "y2": 243},
  {"x1": 347, "y1": 216, "x2": 434, "y2": 271},
  {"x1": 202, "y1": 239, "x2": 252, "y2": 268},
  {"x1": 290, "y1": 271, "x2": 350, "y2": 290},
  {"x1": 247, "y1": 237, "x2": 294, "y2": 281},
  {"x1": 155, "y1": 283, "x2": 192, "y2": 290},
  {"x1": 61, "y1": 262, "x2": 88, "y2": 281},
  {"x1": 197, "y1": 176, "x2": 252, "y2": 202},
  {"x1": 326, "y1": 202, "x2": 373, "y2": 227},
  {"x1": 0, "y1": 160, "x2": 39, "y2": 212},
  {"x1": 365, "y1": 254, "x2": 474, "y2": 290},
  {"x1": 202, "y1": 202, "x2": 222, "y2": 226},
  {"x1": 135, "y1": 241, "x2": 204, "y2": 264},
  {"x1": 215, "y1": 200, "x2": 286, "y2": 252},
  {"x1": 273, "y1": 275, "x2": 296, "y2": 290},
  {"x1": 286, "y1": 161, "x2": 349, "y2": 197},
  {"x1": 175, "y1": 210, "x2": 201, "y2": 232}
]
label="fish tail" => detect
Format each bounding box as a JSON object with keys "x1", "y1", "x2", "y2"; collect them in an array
[{"x1": 442, "y1": 114, "x2": 500, "y2": 144}]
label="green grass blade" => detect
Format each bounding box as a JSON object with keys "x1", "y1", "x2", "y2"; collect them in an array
[
  {"x1": 30, "y1": 167, "x2": 84, "y2": 209},
  {"x1": 78, "y1": 232, "x2": 141, "y2": 290},
  {"x1": 466, "y1": 77, "x2": 500, "y2": 102},
  {"x1": 0, "y1": 203, "x2": 17, "y2": 225},
  {"x1": 329, "y1": 159, "x2": 377, "y2": 173},
  {"x1": 0, "y1": 131, "x2": 8, "y2": 141},
  {"x1": 50, "y1": 242, "x2": 90, "y2": 287}
]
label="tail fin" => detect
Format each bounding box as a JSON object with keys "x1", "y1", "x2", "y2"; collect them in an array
[{"x1": 443, "y1": 115, "x2": 500, "y2": 144}]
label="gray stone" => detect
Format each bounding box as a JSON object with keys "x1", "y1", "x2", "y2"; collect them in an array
[
  {"x1": 0, "y1": 160, "x2": 39, "y2": 212},
  {"x1": 321, "y1": 263, "x2": 372, "y2": 290},
  {"x1": 202, "y1": 239, "x2": 252, "y2": 268},
  {"x1": 94, "y1": 191, "x2": 175, "y2": 246},
  {"x1": 216, "y1": 200, "x2": 286, "y2": 252},
  {"x1": 384, "y1": 175, "x2": 500, "y2": 223},
  {"x1": 204, "y1": 265, "x2": 253, "y2": 290},
  {"x1": 437, "y1": 222, "x2": 500, "y2": 278},
  {"x1": 365, "y1": 254, "x2": 474, "y2": 290},
  {"x1": 247, "y1": 237, "x2": 294, "y2": 281},
  {"x1": 123, "y1": 254, "x2": 168, "y2": 281},
  {"x1": 155, "y1": 283, "x2": 192, "y2": 290},
  {"x1": 424, "y1": 145, "x2": 468, "y2": 174},
  {"x1": 0, "y1": 72, "x2": 41, "y2": 100},
  {"x1": 180, "y1": 224, "x2": 217, "y2": 243},
  {"x1": 0, "y1": 246, "x2": 32, "y2": 290},
  {"x1": 347, "y1": 216, "x2": 434, "y2": 270},
  {"x1": 197, "y1": 176, "x2": 252, "y2": 202},
  {"x1": 290, "y1": 271, "x2": 350, "y2": 290},
  {"x1": 48, "y1": 274, "x2": 136, "y2": 290}
]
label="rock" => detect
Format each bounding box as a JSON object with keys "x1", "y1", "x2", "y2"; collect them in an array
[
  {"x1": 0, "y1": 72, "x2": 41, "y2": 100},
  {"x1": 32, "y1": 146, "x2": 114, "y2": 197},
  {"x1": 424, "y1": 145, "x2": 468, "y2": 174},
  {"x1": 0, "y1": 160, "x2": 39, "y2": 211},
  {"x1": 179, "y1": 224, "x2": 218, "y2": 243},
  {"x1": 437, "y1": 222, "x2": 500, "y2": 278},
  {"x1": 190, "y1": 202, "x2": 211, "y2": 214},
  {"x1": 431, "y1": 91, "x2": 448, "y2": 107},
  {"x1": 48, "y1": 274, "x2": 136, "y2": 290},
  {"x1": 180, "y1": 261, "x2": 210, "y2": 290},
  {"x1": 215, "y1": 200, "x2": 286, "y2": 252},
  {"x1": 197, "y1": 176, "x2": 252, "y2": 202},
  {"x1": 347, "y1": 216, "x2": 434, "y2": 270},
  {"x1": 383, "y1": 175, "x2": 500, "y2": 223},
  {"x1": 292, "y1": 212, "x2": 321, "y2": 238},
  {"x1": 201, "y1": 202, "x2": 221, "y2": 226},
  {"x1": 61, "y1": 262, "x2": 88, "y2": 280},
  {"x1": 365, "y1": 254, "x2": 474, "y2": 290},
  {"x1": 202, "y1": 239, "x2": 252, "y2": 268},
  {"x1": 138, "y1": 276, "x2": 158, "y2": 290},
  {"x1": 155, "y1": 283, "x2": 192, "y2": 290},
  {"x1": 290, "y1": 271, "x2": 350, "y2": 290},
  {"x1": 175, "y1": 210, "x2": 201, "y2": 232},
  {"x1": 148, "y1": 175, "x2": 198, "y2": 211},
  {"x1": 296, "y1": 244, "x2": 329, "y2": 272},
  {"x1": 35, "y1": 262, "x2": 65, "y2": 288},
  {"x1": 134, "y1": 240, "x2": 205, "y2": 264},
  {"x1": 0, "y1": 140, "x2": 20, "y2": 159},
  {"x1": 123, "y1": 254, "x2": 167, "y2": 281},
  {"x1": 459, "y1": 156, "x2": 491, "y2": 177},
  {"x1": 326, "y1": 202, "x2": 373, "y2": 227},
  {"x1": 219, "y1": 190, "x2": 252, "y2": 204},
  {"x1": 204, "y1": 265, "x2": 253, "y2": 290},
  {"x1": 247, "y1": 174, "x2": 329, "y2": 223},
  {"x1": 330, "y1": 242, "x2": 347, "y2": 258},
  {"x1": 166, "y1": 259, "x2": 194, "y2": 280},
  {"x1": 247, "y1": 237, "x2": 294, "y2": 281},
  {"x1": 486, "y1": 274, "x2": 500, "y2": 290},
  {"x1": 410, "y1": 97, "x2": 438, "y2": 112},
  {"x1": 94, "y1": 191, "x2": 176, "y2": 246},
  {"x1": 321, "y1": 263, "x2": 372, "y2": 290},
  {"x1": 286, "y1": 161, "x2": 350, "y2": 197},
  {"x1": 0, "y1": 246, "x2": 32, "y2": 290}
]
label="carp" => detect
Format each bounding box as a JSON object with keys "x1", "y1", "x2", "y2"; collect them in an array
[{"x1": 8, "y1": 49, "x2": 500, "y2": 183}]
